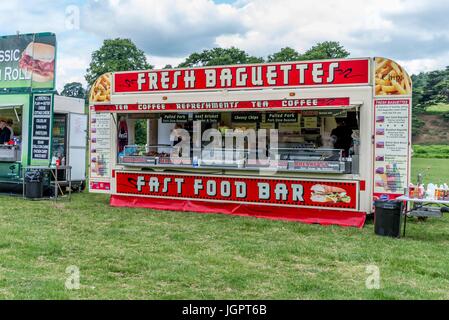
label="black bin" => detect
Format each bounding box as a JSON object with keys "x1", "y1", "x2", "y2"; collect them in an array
[
  {"x1": 25, "y1": 169, "x2": 44, "y2": 199},
  {"x1": 374, "y1": 200, "x2": 403, "y2": 238}
]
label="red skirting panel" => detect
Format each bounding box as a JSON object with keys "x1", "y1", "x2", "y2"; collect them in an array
[{"x1": 110, "y1": 195, "x2": 366, "y2": 228}]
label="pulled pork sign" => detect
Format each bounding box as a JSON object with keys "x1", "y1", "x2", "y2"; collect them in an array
[
  {"x1": 116, "y1": 172, "x2": 358, "y2": 210},
  {"x1": 114, "y1": 59, "x2": 369, "y2": 93}
]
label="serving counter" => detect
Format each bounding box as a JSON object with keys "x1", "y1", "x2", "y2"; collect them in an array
[
  {"x1": 118, "y1": 145, "x2": 353, "y2": 174},
  {"x1": 0, "y1": 145, "x2": 20, "y2": 162}
]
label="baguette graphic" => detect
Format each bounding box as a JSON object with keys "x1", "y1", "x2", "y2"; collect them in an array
[
  {"x1": 311, "y1": 184, "x2": 346, "y2": 194},
  {"x1": 310, "y1": 184, "x2": 351, "y2": 204}
]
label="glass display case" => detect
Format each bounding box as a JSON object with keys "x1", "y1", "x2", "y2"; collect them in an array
[
  {"x1": 119, "y1": 144, "x2": 353, "y2": 173},
  {"x1": 273, "y1": 148, "x2": 352, "y2": 173},
  {"x1": 0, "y1": 145, "x2": 20, "y2": 162},
  {"x1": 119, "y1": 145, "x2": 191, "y2": 166}
]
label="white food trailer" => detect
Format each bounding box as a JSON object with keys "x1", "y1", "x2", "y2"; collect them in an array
[{"x1": 88, "y1": 57, "x2": 412, "y2": 228}]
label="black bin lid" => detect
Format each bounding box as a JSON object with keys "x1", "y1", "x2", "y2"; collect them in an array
[{"x1": 374, "y1": 200, "x2": 402, "y2": 210}]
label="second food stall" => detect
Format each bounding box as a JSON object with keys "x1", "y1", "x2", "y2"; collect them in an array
[{"x1": 0, "y1": 32, "x2": 87, "y2": 194}]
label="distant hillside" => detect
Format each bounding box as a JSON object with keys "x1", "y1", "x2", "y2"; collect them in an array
[
  {"x1": 414, "y1": 114, "x2": 449, "y2": 144},
  {"x1": 411, "y1": 67, "x2": 449, "y2": 143}
]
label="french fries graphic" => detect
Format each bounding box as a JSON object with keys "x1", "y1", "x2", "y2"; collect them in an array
[
  {"x1": 90, "y1": 73, "x2": 112, "y2": 103},
  {"x1": 374, "y1": 58, "x2": 411, "y2": 96}
]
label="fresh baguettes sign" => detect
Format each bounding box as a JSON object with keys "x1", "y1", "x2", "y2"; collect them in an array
[
  {"x1": 116, "y1": 172, "x2": 358, "y2": 210},
  {"x1": 114, "y1": 59, "x2": 369, "y2": 93},
  {"x1": 0, "y1": 33, "x2": 56, "y2": 89}
]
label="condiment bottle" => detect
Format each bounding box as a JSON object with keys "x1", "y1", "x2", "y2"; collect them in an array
[
  {"x1": 418, "y1": 184, "x2": 425, "y2": 199},
  {"x1": 408, "y1": 183, "x2": 415, "y2": 198},
  {"x1": 427, "y1": 183, "x2": 435, "y2": 200}
]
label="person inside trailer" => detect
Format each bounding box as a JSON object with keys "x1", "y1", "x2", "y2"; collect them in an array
[
  {"x1": 330, "y1": 118, "x2": 353, "y2": 157},
  {"x1": 6, "y1": 119, "x2": 14, "y2": 140},
  {"x1": 0, "y1": 120, "x2": 11, "y2": 144}
]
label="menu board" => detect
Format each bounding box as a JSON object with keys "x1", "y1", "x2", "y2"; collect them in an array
[
  {"x1": 31, "y1": 94, "x2": 52, "y2": 161},
  {"x1": 161, "y1": 113, "x2": 188, "y2": 123},
  {"x1": 89, "y1": 105, "x2": 112, "y2": 192},
  {"x1": 193, "y1": 113, "x2": 221, "y2": 122},
  {"x1": 317, "y1": 110, "x2": 347, "y2": 118},
  {"x1": 232, "y1": 113, "x2": 261, "y2": 123},
  {"x1": 303, "y1": 117, "x2": 318, "y2": 128},
  {"x1": 266, "y1": 113, "x2": 298, "y2": 123},
  {"x1": 373, "y1": 99, "x2": 410, "y2": 199}
]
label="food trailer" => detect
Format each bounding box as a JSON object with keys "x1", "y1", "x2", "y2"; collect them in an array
[
  {"x1": 0, "y1": 33, "x2": 87, "y2": 194},
  {"x1": 88, "y1": 57, "x2": 412, "y2": 227}
]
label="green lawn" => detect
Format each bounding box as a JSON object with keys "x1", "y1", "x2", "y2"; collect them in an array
[
  {"x1": 413, "y1": 145, "x2": 449, "y2": 159},
  {"x1": 411, "y1": 158, "x2": 449, "y2": 184},
  {"x1": 0, "y1": 158, "x2": 449, "y2": 299},
  {"x1": 426, "y1": 103, "x2": 449, "y2": 113}
]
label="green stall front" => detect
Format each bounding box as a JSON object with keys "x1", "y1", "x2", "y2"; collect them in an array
[{"x1": 0, "y1": 32, "x2": 87, "y2": 194}]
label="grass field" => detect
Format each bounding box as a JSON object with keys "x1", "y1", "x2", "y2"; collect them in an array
[
  {"x1": 426, "y1": 103, "x2": 449, "y2": 113},
  {"x1": 0, "y1": 158, "x2": 448, "y2": 299},
  {"x1": 413, "y1": 145, "x2": 449, "y2": 159}
]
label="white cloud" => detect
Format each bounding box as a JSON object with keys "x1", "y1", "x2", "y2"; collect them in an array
[
  {"x1": 399, "y1": 53, "x2": 449, "y2": 75},
  {"x1": 1, "y1": 0, "x2": 449, "y2": 89},
  {"x1": 81, "y1": 0, "x2": 244, "y2": 56},
  {"x1": 146, "y1": 55, "x2": 186, "y2": 69}
]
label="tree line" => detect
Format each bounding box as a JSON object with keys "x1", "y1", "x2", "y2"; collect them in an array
[
  {"x1": 60, "y1": 38, "x2": 449, "y2": 137},
  {"x1": 411, "y1": 67, "x2": 449, "y2": 133}
]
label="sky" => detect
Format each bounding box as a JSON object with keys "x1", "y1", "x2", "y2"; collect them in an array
[{"x1": 1, "y1": 0, "x2": 449, "y2": 92}]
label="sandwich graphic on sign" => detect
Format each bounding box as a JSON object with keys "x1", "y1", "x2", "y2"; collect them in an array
[
  {"x1": 19, "y1": 42, "x2": 55, "y2": 82},
  {"x1": 310, "y1": 184, "x2": 351, "y2": 204}
]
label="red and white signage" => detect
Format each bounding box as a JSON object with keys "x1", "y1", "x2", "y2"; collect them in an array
[
  {"x1": 114, "y1": 59, "x2": 369, "y2": 93},
  {"x1": 90, "y1": 181, "x2": 111, "y2": 191},
  {"x1": 94, "y1": 97, "x2": 351, "y2": 113},
  {"x1": 373, "y1": 98, "x2": 411, "y2": 201},
  {"x1": 115, "y1": 172, "x2": 358, "y2": 210}
]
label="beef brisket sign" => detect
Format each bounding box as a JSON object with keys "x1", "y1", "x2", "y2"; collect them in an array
[
  {"x1": 114, "y1": 59, "x2": 369, "y2": 93},
  {"x1": 115, "y1": 172, "x2": 358, "y2": 210}
]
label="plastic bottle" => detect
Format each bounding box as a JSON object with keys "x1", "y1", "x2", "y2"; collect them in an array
[
  {"x1": 51, "y1": 153, "x2": 57, "y2": 166},
  {"x1": 418, "y1": 184, "x2": 425, "y2": 199},
  {"x1": 426, "y1": 183, "x2": 435, "y2": 200},
  {"x1": 425, "y1": 185, "x2": 432, "y2": 200},
  {"x1": 408, "y1": 183, "x2": 415, "y2": 198},
  {"x1": 439, "y1": 185, "x2": 445, "y2": 200}
]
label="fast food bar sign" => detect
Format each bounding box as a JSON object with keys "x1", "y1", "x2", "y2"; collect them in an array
[
  {"x1": 114, "y1": 59, "x2": 369, "y2": 93},
  {"x1": 116, "y1": 172, "x2": 358, "y2": 210},
  {"x1": 94, "y1": 97, "x2": 351, "y2": 113}
]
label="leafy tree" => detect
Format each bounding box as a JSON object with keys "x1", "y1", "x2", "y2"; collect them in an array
[
  {"x1": 178, "y1": 47, "x2": 264, "y2": 68},
  {"x1": 85, "y1": 38, "x2": 153, "y2": 86},
  {"x1": 410, "y1": 65, "x2": 449, "y2": 136},
  {"x1": 300, "y1": 41, "x2": 350, "y2": 60},
  {"x1": 163, "y1": 64, "x2": 173, "y2": 69},
  {"x1": 135, "y1": 120, "x2": 147, "y2": 145},
  {"x1": 60, "y1": 82, "x2": 86, "y2": 99},
  {"x1": 267, "y1": 47, "x2": 302, "y2": 62}
]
